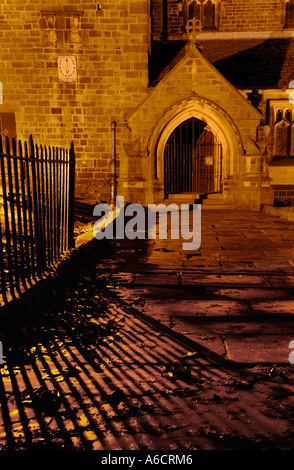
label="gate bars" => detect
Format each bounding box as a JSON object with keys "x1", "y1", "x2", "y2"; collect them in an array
[
  {"x1": 164, "y1": 118, "x2": 222, "y2": 196},
  {"x1": 0, "y1": 134, "x2": 75, "y2": 304}
]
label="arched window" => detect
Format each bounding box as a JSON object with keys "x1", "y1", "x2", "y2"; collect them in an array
[
  {"x1": 285, "y1": 109, "x2": 292, "y2": 122},
  {"x1": 183, "y1": 0, "x2": 218, "y2": 31},
  {"x1": 274, "y1": 109, "x2": 291, "y2": 157},
  {"x1": 285, "y1": 0, "x2": 294, "y2": 28}
]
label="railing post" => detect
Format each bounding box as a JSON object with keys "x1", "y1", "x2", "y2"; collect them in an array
[
  {"x1": 110, "y1": 120, "x2": 117, "y2": 206},
  {"x1": 0, "y1": 136, "x2": 8, "y2": 302},
  {"x1": 38, "y1": 143, "x2": 47, "y2": 268},
  {"x1": 68, "y1": 142, "x2": 75, "y2": 249},
  {"x1": 12, "y1": 137, "x2": 26, "y2": 289},
  {"x1": 56, "y1": 146, "x2": 61, "y2": 258},
  {"x1": 5, "y1": 136, "x2": 22, "y2": 295},
  {"x1": 18, "y1": 139, "x2": 32, "y2": 284},
  {"x1": 0, "y1": 217, "x2": 7, "y2": 303},
  {"x1": 30, "y1": 135, "x2": 42, "y2": 276},
  {"x1": 43, "y1": 145, "x2": 51, "y2": 265}
]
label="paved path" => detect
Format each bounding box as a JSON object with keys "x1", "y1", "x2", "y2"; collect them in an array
[
  {"x1": 0, "y1": 239, "x2": 294, "y2": 451},
  {"x1": 1, "y1": 207, "x2": 294, "y2": 451},
  {"x1": 98, "y1": 209, "x2": 294, "y2": 365}
]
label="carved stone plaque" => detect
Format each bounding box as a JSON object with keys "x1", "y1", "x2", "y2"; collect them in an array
[{"x1": 58, "y1": 56, "x2": 77, "y2": 82}]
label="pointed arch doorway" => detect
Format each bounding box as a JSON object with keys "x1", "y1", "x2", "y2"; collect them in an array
[{"x1": 164, "y1": 117, "x2": 222, "y2": 197}]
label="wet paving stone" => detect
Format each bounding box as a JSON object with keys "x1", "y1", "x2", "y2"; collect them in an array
[
  {"x1": 1, "y1": 209, "x2": 294, "y2": 450},
  {"x1": 0, "y1": 248, "x2": 293, "y2": 451}
]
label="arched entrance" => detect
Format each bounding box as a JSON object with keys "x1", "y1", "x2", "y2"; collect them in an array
[{"x1": 164, "y1": 117, "x2": 222, "y2": 197}]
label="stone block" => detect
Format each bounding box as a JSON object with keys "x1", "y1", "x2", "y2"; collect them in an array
[{"x1": 224, "y1": 335, "x2": 294, "y2": 364}]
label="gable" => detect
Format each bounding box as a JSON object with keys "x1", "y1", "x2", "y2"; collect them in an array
[{"x1": 127, "y1": 44, "x2": 262, "y2": 125}]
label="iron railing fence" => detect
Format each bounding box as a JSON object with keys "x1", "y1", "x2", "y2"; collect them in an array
[{"x1": 0, "y1": 134, "x2": 75, "y2": 304}]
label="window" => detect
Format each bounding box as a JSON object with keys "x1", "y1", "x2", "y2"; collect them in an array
[
  {"x1": 183, "y1": 0, "x2": 219, "y2": 31},
  {"x1": 267, "y1": 104, "x2": 294, "y2": 159},
  {"x1": 285, "y1": 0, "x2": 294, "y2": 28}
]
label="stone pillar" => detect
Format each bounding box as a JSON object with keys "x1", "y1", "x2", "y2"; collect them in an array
[
  {"x1": 117, "y1": 141, "x2": 148, "y2": 206},
  {"x1": 238, "y1": 127, "x2": 273, "y2": 210}
]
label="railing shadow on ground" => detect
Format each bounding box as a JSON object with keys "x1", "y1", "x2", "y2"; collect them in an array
[
  {"x1": 0, "y1": 245, "x2": 291, "y2": 451},
  {"x1": 1, "y1": 203, "x2": 294, "y2": 450}
]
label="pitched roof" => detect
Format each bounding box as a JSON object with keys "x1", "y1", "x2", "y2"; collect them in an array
[{"x1": 149, "y1": 38, "x2": 294, "y2": 90}]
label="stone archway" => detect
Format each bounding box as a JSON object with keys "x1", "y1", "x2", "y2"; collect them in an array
[
  {"x1": 148, "y1": 97, "x2": 244, "y2": 203},
  {"x1": 164, "y1": 117, "x2": 223, "y2": 196}
]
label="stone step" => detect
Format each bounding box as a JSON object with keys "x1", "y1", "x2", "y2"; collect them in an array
[
  {"x1": 201, "y1": 203, "x2": 236, "y2": 209},
  {"x1": 202, "y1": 192, "x2": 224, "y2": 200},
  {"x1": 164, "y1": 193, "x2": 199, "y2": 205},
  {"x1": 163, "y1": 200, "x2": 235, "y2": 209},
  {"x1": 201, "y1": 195, "x2": 235, "y2": 209},
  {"x1": 164, "y1": 193, "x2": 235, "y2": 209}
]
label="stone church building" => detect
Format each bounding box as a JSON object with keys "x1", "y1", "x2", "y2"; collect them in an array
[{"x1": 1, "y1": 0, "x2": 294, "y2": 210}]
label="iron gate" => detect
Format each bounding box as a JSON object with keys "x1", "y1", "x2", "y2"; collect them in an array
[{"x1": 164, "y1": 117, "x2": 222, "y2": 196}]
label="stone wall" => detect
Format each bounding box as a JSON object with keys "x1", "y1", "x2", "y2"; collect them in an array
[
  {"x1": 221, "y1": 0, "x2": 282, "y2": 32},
  {"x1": 151, "y1": 0, "x2": 284, "y2": 39},
  {"x1": 0, "y1": 0, "x2": 149, "y2": 202}
]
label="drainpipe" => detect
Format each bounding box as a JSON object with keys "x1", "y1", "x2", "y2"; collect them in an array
[{"x1": 110, "y1": 120, "x2": 117, "y2": 206}]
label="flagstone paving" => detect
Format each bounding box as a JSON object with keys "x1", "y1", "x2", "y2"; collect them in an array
[
  {"x1": 100, "y1": 209, "x2": 294, "y2": 365},
  {"x1": 1, "y1": 208, "x2": 294, "y2": 450},
  {"x1": 0, "y1": 239, "x2": 294, "y2": 451}
]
